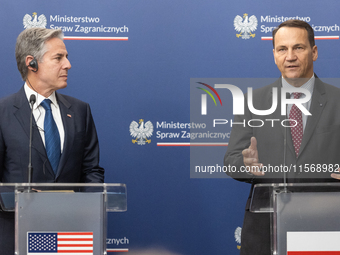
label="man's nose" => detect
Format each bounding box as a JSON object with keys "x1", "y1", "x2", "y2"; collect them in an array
[
  {"x1": 63, "y1": 58, "x2": 71, "y2": 70},
  {"x1": 286, "y1": 49, "x2": 297, "y2": 61}
]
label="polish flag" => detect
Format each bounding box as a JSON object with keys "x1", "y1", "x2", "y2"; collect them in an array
[{"x1": 287, "y1": 232, "x2": 340, "y2": 255}]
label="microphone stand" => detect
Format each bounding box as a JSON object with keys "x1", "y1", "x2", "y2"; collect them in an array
[
  {"x1": 283, "y1": 92, "x2": 290, "y2": 193},
  {"x1": 27, "y1": 95, "x2": 36, "y2": 192},
  {"x1": 283, "y1": 125, "x2": 288, "y2": 193}
]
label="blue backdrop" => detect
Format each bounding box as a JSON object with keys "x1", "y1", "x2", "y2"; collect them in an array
[{"x1": 1, "y1": 0, "x2": 340, "y2": 254}]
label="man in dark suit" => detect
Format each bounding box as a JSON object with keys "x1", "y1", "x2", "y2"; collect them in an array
[
  {"x1": 0, "y1": 28, "x2": 104, "y2": 254},
  {"x1": 224, "y1": 20, "x2": 340, "y2": 255}
]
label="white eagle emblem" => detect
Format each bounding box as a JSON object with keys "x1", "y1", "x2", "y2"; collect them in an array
[
  {"x1": 234, "y1": 226, "x2": 242, "y2": 244},
  {"x1": 23, "y1": 12, "x2": 47, "y2": 29},
  {"x1": 129, "y1": 119, "x2": 154, "y2": 145},
  {"x1": 234, "y1": 13, "x2": 258, "y2": 39}
]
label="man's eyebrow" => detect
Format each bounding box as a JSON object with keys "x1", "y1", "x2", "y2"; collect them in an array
[
  {"x1": 53, "y1": 52, "x2": 68, "y2": 57},
  {"x1": 293, "y1": 43, "x2": 306, "y2": 47},
  {"x1": 275, "y1": 45, "x2": 287, "y2": 49},
  {"x1": 275, "y1": 43, "x2": 306, "y2": 49}
]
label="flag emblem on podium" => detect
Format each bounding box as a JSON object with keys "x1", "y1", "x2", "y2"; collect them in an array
[
  {"x1": 287, "y1": 231, "x2": 340, "y2": 255},
  {"x1": 28, "y1": 232, "x2": 93, "y2": 254}
]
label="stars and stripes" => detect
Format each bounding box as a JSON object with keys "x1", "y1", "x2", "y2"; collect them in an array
[{"x1": 28, "y1": 232, "x2": 93, "y2": 254}]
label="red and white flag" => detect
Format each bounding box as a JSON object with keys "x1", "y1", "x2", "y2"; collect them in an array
[{"x1": 287, "y1": 231, "x2": 340, "y2": 255}]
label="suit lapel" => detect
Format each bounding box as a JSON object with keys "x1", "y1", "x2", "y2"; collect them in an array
[
  {"x1": 298, "y1": 78, "x2": 327, "y2": 157},
  {"x1": 13, "y1": 87, "x2": 48, "y2": 159},
  {"x1": 55, "y1": 93, "x2": 75, "y2": 178},
  {"x1": 271, "y1": 77, "x2": 326, "y2": 159}
]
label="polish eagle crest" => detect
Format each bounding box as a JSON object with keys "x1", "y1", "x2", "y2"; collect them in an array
[
  {"x1": 23, "y1": 12, "x2": 47, "y2": 29},
  {"x1": 129, "y1": 119, "x2": 154, "y2": 145},
  {"x1": 234, "y1": 226, "x2": 242, "y2": 250},
  {"x1": 234, "y1": 13, "x2": 258, "y2": 39}
]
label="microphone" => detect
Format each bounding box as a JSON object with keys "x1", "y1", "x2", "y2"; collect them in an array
[
  {"x1": 28, "y1": 94, "x2": 36, "y2": 185},
  {"x1": 29, "y1": 94, "x2": 36, "y2": 104},
  {"x1": 283, "y1": 92, "x2": 290, "y2": 193}
]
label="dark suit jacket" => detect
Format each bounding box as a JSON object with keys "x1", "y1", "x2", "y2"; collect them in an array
[
  {"x1": 224, "y1": 77, "x2": 340, "y2": 255},
  {"x1": 0, "y1": 86, "x2": 104, "y2": 254}
]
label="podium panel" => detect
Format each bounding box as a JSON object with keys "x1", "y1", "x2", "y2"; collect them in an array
[
  {"x1": 17, "y1": 192, "x2": 105, "y2": 254},
  {"x1": 0, "y1": 183, "x2": 126, "y2": 255},
  {"x1": 251, "y1": 183, "x2": 340, "y2": 255}
]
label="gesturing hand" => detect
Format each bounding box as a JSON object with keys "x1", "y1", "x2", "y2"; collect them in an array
[{"x1": 242, "y1": 137, "x2": 264, "y2": 176}]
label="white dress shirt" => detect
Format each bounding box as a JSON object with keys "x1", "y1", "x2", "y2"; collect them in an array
[
  {"x1": 24, "y1": 83, "x2": 65, "y2": 153},
  {"x1": 282, "y1": 75, "x2": 315, "y2": 131}
]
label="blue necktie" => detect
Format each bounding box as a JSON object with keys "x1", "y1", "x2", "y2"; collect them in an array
[{"x1": 40, "y1": 99, "x2": 61, "y2": 174}]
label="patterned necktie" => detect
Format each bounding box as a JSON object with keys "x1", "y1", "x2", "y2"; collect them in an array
[
  {"x1": 289, "y1": 93, "x2": 303, "y2": 157},
  {"x1": 40, "y1": 99, "x2": 61, "y2": 174}
]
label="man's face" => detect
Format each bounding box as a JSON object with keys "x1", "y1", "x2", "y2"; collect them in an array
[
  {"x1": 37, "y1": 37, "x2": 71, "y2": 92},
  {"x1": 273, "y1": 27, "x2": 318, "y2": 86}
]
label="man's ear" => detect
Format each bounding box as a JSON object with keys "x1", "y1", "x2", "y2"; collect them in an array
[
  {"x1": 312, "y1": 45, "x2": 318, "y2": 62},
  {"x1": 26, "y1": 55, "x2": 38, "y2": 72},
  {"x1": 25, "y1": 55, "x2": 34, "y2": 68}
]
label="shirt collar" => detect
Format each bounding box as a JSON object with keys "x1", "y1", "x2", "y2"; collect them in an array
[
  {"x1": 24, "y1": 83, "x2": 58, "y2": 109},
  {"x1": 281, "y1": 74, "x2": 315, "y2": 97}
]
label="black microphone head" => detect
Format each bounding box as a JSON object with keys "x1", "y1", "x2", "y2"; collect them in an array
[{"x1": 29, "y1": 94, "x2": 36, "y2": 104}]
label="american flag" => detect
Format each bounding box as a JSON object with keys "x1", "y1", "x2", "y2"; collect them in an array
[{"x1": 28, "y1": 232, "x2": 93, "y2": 254}]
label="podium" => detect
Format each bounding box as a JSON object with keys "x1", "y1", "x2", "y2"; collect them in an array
[
  {"x1": 250, "y1": 183, "x2": 340, "y2": 255},
  {"x1": 0, "y1": 183, "x2": 127, "y2": 255}
]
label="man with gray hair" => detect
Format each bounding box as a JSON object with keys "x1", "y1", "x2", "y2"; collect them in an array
[{"x1": 0, "y1": 28, "x2": 104, "y2": 254}]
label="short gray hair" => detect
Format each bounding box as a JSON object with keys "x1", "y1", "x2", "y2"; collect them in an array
[{"x1": 15, "y1": 28, "x2": 64, "y2": 80}]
